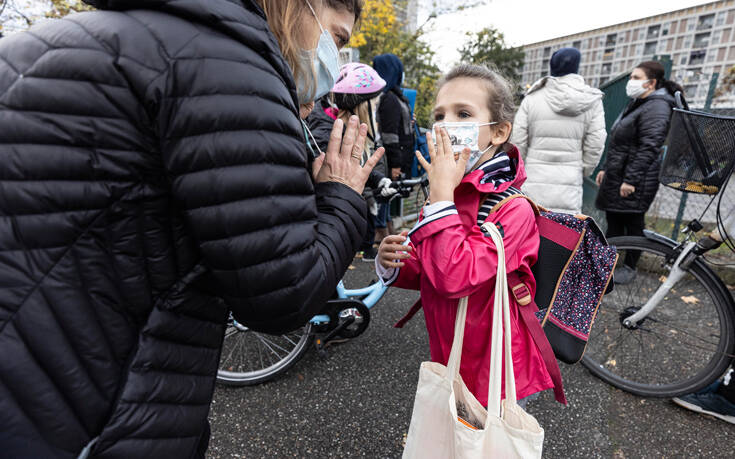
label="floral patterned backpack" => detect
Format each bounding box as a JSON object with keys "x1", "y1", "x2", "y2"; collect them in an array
[{"x1": 481, "y1": 190, "x2": 618, "y2": 367}]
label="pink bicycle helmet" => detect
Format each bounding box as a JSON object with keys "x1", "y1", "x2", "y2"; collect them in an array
[{"x1": 331, "y1": 63, "x2": 386, "y2": 110}]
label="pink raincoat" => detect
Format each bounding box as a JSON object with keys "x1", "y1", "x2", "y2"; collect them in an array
[{"x1": 384, "y1": 146, "x2": 553, "y2": 406}]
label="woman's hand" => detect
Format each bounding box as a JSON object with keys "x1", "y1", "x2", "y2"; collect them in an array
[
  {"x1": 378, "y1": 231, "x2": 412, "y2": 269},
  {"x1": 620, "y1": 182, "x2": 636, "y2": 197},
  {"x1": 415, "y1": 128, "x2": 470, "y2": 203},
  {"x1": 596, "y1": 170, "x2": 605, "y2": 187},
  {"x1": 315, "y1": 115, "x2": 385, "y2": 194}
]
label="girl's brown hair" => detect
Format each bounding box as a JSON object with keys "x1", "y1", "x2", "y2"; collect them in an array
[
  {"x1": 437, "y1": 64, "x2": 516, "y2": 149},
  {"x1": 257, "y1": 0, "x2": 363, "y2": 97}
]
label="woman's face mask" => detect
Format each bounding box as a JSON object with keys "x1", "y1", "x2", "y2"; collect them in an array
[
  {"x1": 296, "y1": 0, "x2": 341, "y2": 105},
  {"x1": 432, "y1": 121, "x2": 498, "y2": 174}
]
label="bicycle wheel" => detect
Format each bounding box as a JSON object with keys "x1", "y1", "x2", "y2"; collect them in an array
[
  {"x1": 217, "y1": 315, "x2": 313, "y2": 386},
  {"x1": 582, "y1": 235, "x2": 735, "y2": 397}
]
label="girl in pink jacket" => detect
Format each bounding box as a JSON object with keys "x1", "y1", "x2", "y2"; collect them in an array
[{"x1": 377, "y1": 64, "x2": 554, "y2": 407}]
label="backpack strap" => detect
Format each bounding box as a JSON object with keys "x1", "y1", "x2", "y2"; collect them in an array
[
  {"x1": 508, "y1": 271, "x2": 567, "y2": 405},
  {"x1": 481, "y1": 191, "x2": 566, "y2": 404},
  {"x1": 394, "y1": 298, "x2": 422, "y2": 328}
]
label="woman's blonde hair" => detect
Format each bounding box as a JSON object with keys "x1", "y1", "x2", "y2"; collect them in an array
[{"x1": 257, "y1": 0, "x2": 363, "y2": 98}]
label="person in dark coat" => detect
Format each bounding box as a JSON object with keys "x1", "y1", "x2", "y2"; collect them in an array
[
  {"x1": 595, "y1": 61, "x2": 682, "y2": 283},
  {"x1": 0, "y1": 0, "x2": 381, "y2": 457},
  {"x1": 372, "y1": 53, "x2": 414, "y2": 239}
]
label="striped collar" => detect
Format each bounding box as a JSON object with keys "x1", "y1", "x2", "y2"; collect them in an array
[{"x1": 474, "y1": 151, "x2": 516, "y2": 187}]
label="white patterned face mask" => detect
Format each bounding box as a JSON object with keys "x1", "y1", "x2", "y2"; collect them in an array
[{"x1": 432, "y1": 121, "x2": 497, "y2": 173}]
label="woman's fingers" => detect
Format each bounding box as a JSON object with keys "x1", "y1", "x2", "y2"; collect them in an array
[
  {"x1": 340, "y1": 115, "x2": 359, "y2": 158},
  {"x1": 351, "y1": 123, "x2": 368, "y2": 162},
  {"x1": 363, "y1": 147, "x2": 385, "y2": 173},
  {"x1": 415, "y1": 150, "x2": 430, "y2": 171},
  {"x1": 326, "y1": 118, "x2": 344, "y2": 159}
]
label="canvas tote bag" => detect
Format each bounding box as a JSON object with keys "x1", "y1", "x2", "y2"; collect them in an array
[{"x1": 402, "y1": 222, "x2": 544, "y2": 458}]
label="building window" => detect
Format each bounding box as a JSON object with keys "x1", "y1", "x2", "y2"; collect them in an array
[
  {"x1": 543, "y1": 47, "x2": 551, "y2": 58},
  {"x1": 712, "y1": 30, "x2": 722, "y2": 43},
  {"x1": 697, "y1": 13, "x2": 715, "y2": 31},
  {"x1": 693, "y1": 32, "x2": 711, "y2": 49},
  {"x1": 541, "y1": 71, "x2": 548, "y2": 77},
  {"x1": 716, "y1": 12, "x2": 726, "y2": 27},
  {"x1": 689, "y1": 50, "x2": 706, "y2": 66},
  {"x1": 688, "y1": 21, "x2": 696, "y2": 32},
  {"x1": 684, "y1": 84, "x2": 698, "y2": 98},
  {"x1": 572, "y1": 40, "x2": 582, "y2": 49},
  {"x1": 599, "y1": 76, "x2": 609, "y2": 86},
  {"x1": 707, "y1": 52, "x2": 716, "y2": 62},
  {"x1": 647, "y1": 24, "x2": 661, "y2": 40},
  {"x1": 662, "y1": 22, "x2": 671, "y2": 36},
  {"x1": 644, "y1": 41, "x2": 657, "y2": 55},
  {"x1": 680, "y1": 56, "x2": 687, "y2": 65},
  {"x1": 602, "y1": 63, "x2": 612, "y2": 74}
]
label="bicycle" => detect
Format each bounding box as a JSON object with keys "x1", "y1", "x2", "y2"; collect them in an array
[
  {"x1": 581, "y1": 93, "x2": 735, "y2": 397},
  {"x1": 217, "y1": 175, "x2": 429, "y2": 386}
]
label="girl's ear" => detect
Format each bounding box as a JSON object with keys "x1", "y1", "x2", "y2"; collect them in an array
[{"x1": 490, "y1": 121, "x2": 512, "y2": 146}]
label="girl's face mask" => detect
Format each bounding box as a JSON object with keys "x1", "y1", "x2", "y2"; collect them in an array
[{"x1": 432, "y1": 121, "x2": 498, "y2": 174}]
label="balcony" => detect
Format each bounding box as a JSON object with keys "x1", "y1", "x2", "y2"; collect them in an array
[
  {"x1": 692, "y1": 32, "x2": 711, "y2": 49},
  {"x1": 646, "y1": 25, "x2": 661, "y2": 40},
  {"x1": 696, "y1": 14, "x2": 715, "y2": 31}
]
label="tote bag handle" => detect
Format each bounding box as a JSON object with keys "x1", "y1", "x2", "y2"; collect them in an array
[{"x1": 443, "y1": 222, "x2": 517, "y2": 427}]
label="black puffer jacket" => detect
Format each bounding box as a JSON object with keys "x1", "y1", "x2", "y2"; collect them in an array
[
  {"x1": 596, "y1": 88, "x2": 675, "y2": 213},
  {"x1": 377, "y1": 88, "x2": 415, "y2": 174},
  {"x1": 0, "y1": 1, "x2": 366, "y2": 458}
]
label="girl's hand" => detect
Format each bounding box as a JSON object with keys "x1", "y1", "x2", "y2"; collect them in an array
[
  {"x1": 596, "y1": 170, "x2": 605, "y2": 187},
  {"x1": 415, "y1": 128, "x2": 470, "y2": 203},
  {"x1": 378, "y1": 231, "x2": 412, "y2": 269},
  {"x1": 316, "y1": 116, "x2": 385, "y2": 194}
]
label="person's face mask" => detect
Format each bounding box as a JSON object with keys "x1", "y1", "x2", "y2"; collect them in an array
[
  {"x1": 432, "y1": 121, "x2": 498, "y2": 174},
  {"x1": 626, "y1": 79, "x2": 650, "y2": 99},
  {"x1": 296, "y1": 0, "x2": 340, "y2": 105}
]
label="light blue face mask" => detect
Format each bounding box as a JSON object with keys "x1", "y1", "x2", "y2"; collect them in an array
[{"x1": 297, "y1": 0, "x2": 340, "y2": 105}]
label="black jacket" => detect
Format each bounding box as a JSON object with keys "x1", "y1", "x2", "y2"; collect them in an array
[
  {"x1": 0, "y1": 1, "x2": 366, "y2": 457},
  {"x1": 377, "y1": 87, "x2": 415, "y2": 173},
  {"x1": 596, "y1": 88, "x2": 675, "y2": 213},
  {"x1": 306, "y1": 98, "x2": 387, "y2": 190}
]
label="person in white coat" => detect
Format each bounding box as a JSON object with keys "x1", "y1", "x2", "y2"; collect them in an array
[{"x1": 512, "y1": 47, "x2": 607, "y2": 214}]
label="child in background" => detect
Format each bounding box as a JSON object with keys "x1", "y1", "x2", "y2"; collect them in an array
[{"x1": 376, "y1": 64, "x2": 556, "y2": 408}]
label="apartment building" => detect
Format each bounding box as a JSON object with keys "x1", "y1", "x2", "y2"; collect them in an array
[{"x1": 520, "y1": 0, "x2": 735, "y2": 107}]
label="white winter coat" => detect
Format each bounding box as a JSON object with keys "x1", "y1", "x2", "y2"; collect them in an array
[{"x1": 511, "y1": 74, "x2": 607, "y2": 214}]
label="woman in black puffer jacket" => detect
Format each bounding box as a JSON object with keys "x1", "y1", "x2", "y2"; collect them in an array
[
  {"x1": 595, "y1": 61, "x2": 681, "y2": 283},
  {"x1": 0, "y1": 1, "x2": 380, "y2": 457}
]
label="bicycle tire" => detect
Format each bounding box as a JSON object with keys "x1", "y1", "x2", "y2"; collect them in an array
[
  {"x1": 217, "y1": 321, "x2": 313, "y2": 386},
  {"x1": 581, "y1": 235, "x2": 735, "y2": 397}
]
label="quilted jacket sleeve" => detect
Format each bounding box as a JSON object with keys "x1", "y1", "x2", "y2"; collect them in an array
[
  {"x1": 623, "y1": 98, "x2": 672, "y2": 188},
  {"x1": 582, "y1": 99, "x2": 607, "y2": 177},
  {"x1": 155, "y1": 56, "x2": 366, "y2": 335}
]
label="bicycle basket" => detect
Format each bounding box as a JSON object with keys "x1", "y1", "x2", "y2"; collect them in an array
[{"x1": 660, "y1": 108, "x2": 735, "y2": 195}]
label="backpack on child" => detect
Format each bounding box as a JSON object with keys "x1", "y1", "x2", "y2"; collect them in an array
[{"x1": 479, "y1": 188, "x2": 618, "y2": 365}]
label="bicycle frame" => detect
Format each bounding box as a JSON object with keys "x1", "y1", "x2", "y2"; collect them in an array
[
  {"x1": 622, "y1": 230, "x2": 735, "y2": 328},
  {"x1": 310, "y1": 280, "x2": 388, "y2": 325}
]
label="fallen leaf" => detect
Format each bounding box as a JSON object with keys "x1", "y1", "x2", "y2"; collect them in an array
[
  {"x1": 681, "y1": 295, "x2": 700, "y2": 304},
  {"x1": 659, "y1": 275, "x2": 668, "y2": 283},
  {"x1": 297, "y1": 373, "x2": 304, "y2": 381},
  {"x1": 347, "y1": 265, "x2": 356, "y2": 270},
  {"x1": 606, "y1": 359, "x2": 617, "y2": 367}
]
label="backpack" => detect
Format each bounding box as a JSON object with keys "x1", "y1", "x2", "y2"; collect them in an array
[{"x1": 479, "y1": 192, "x2": 618, "y2": 366}]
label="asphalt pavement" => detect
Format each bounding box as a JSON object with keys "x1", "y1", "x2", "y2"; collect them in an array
[{"x1": 208, "y1": 258, "x2": 734, "y2": 458}]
